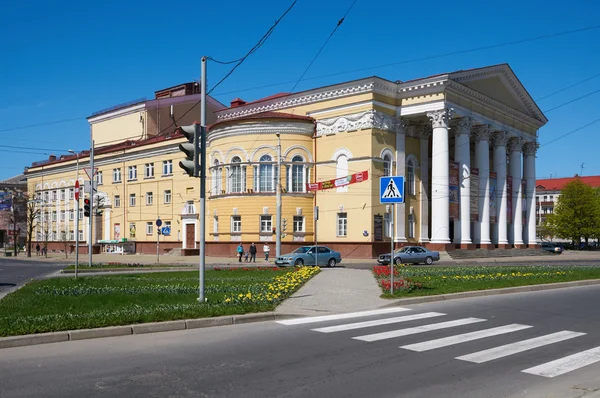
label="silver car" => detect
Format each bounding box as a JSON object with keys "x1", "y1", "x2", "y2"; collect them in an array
[
  {"x1": 275, "y1": 245, "x2": 342, "y2": 267},
  {"x1": 377, "y1": 246, "x2": 440, "y2": 265}
]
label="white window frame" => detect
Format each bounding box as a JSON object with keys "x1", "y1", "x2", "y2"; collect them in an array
[
  {"x1": 146, "y1": 192, "x2": 153, "y2": 206},
  {"x1": 229, "y1": 157, "x2": 244, "y2": 193},
  {"x1": 69, "y1": 209, "x2": 74, "y2": 221},
  {"x1": 128, "y1": 165, "x2": 137, "y2": 181},
  {"x1": 289, "y1": 155, "x2": 306, "y2": 193},
  {"x1": 231, "y1": 215, "x2": 241, "y2": 233},
  {"x1": 164, "y1": 190, "x2": 171, "y2": 204},
  {"x1": 162, "y1": 160, "x2": 173, "y2": 176},
  {"x1": 336, "y1": 155, "x2": 348, "y2": 193},
  {"x1": 293, "y1": 215, "x2": 304, "y2": 233},
  {"x1": 69, "y1": 230, "x2": 75, "y2": 241},
  {"x1": 185, "y1": 201, "x2": 195, "y2": 214},
  {"x1": 337, "y1": 212, "x2": 348, "y2": 237},
  {"x1": 60, "y1": 210, "x2": 65, "y2": 221},
  {"x1": 52, "y1": 190, "x2": 57, "y2": 201},
  {"x1": 114, "y1": 195, "x2": 121, "y2": 208},
  {"x1": 407, "y1": 159, "x2": 416, "y2": 196},
  {"x1": 60, "y1": 189, "x2": 66, "y2": 201},
  {"x1": 260, "y1": 215, "x2": 272, "y2": 233},
  {"x1": 96, "y1": 171, "x2": 103, "y2": 185},
  {"x1": 129, "y1": 193, "x2": 136, "y2": 207},
  {"x1": 383, "y1": 154, "x2": 392, "y2": 177},
  {"x1": 113, "y1": 168, "x2": 122, "y2": 183},
  {"x1": 145, "y1": 163, "x2": 154, "y2": 178},
  {"x1": 256, "y1": 155, "x2": 274, "y2": 193},
  {"x1": 78, "y1": 230, "x2": 84, "y2": 241},
  {"x1": 146, "y1": 222, "x2": 153, "y2": 235},
  {"x1": 52, "y1": 211, "x2": 57, "y2": 222},
  {"x1": 78, "y1": 209, "x2": 83, "y2": 220},
  {"x1": 69, "y1": 188, "x2": 74, "y2": 200}
]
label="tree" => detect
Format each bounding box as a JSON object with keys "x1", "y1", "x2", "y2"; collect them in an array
[
  {"x1": 59, "y1": 230, "x2": 69, "y2": 259},
  {"x1": 25, "y1": 196, "x2": 41, "y2": 257},
  {"x1": 551, "y1": 179, "x2": 600, "y2": 245},
  {"x1": 5, "y1": 191, "x2": 27, "y2": 256},
  {"x1": 537, "y1": 218, "x2": 556, "y2": 242}
]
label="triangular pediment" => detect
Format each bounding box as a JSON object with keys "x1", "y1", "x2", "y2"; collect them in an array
[{"x1": 449, "y1": 64, "x2": 547, "y2": 124}]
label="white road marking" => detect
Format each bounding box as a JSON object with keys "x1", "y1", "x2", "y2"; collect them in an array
[
  {"x1": 276, "y1": 307, "x2": 411, "y2": 326},
  {"x1": 522, "y1": 346, "x2": 600, "y2": 378},
  {"x1": 352, "y1": 318, "x2": 486, "y2": 342},
  {"x1": 312, "y1": 312, "x2": 446, "y2": 333},
  {"x1": 400, "y1": 324, "x2": 532, "y2": 352},
  {"x1": 457, "y1": 331, "x2": 586, "y2": 363}
]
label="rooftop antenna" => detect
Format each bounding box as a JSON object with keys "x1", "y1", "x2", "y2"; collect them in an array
[{"x1": 580, "y1": 163, "x2": 585, "y2": 176}]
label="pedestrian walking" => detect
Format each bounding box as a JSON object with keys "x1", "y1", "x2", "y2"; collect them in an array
[
  {"x1": 237, "y1": 244, "x2": 244, "y2": 263},
  {"x1": 263, "y1": 243, "x2": 270, "y2": 261},
  {"x1": 36, "y1": 243, "x2": 40, "y2": 256},
  {"x1": 249, "y1": 243, "x2": 257, "y2": 262},
  {"x1": 244, "y1": 251, "x2": 249, "y2": 262}
]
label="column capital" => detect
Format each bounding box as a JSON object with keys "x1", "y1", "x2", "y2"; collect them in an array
[
  {"x1": 393, "y1": 116, "x2": 407, "y2": 135},
  {"x1": 451, "y1": 117, "x2": 472, "y2": 136},
  {"x1": 473, "y1": 124, "x2": 491, "y2": 142},
  {"x1": 412, "y1": 122, "x2": 432, "y2": 140},
  {"x1": 427, "y1": 108, "x2": 453, "y2": 129},
  {"x1": 523, "y1": 141, "x2": 539, "y2": 156},
  {"x1": 508, "y1": 136, "x2": 524, "y2": 153},
  {"x1": 491, "y1": 131, "x2": 509, "y2": 147}
]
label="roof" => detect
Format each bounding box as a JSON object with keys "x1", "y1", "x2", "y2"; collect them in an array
[
  {"x1": 0, "y1": 173, "x2": 27, "y2": 188},
  {"x1": 536, "y1": 175, "x2": 600, "y2": 190},
  {"x1": 209, "y1": 111, "x2": 315, "y2": 130}
]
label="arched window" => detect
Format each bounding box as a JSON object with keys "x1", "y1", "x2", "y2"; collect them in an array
[
  {"x1": 407, "y1": 158, "x2": 415, "y2": 195},
  {"x1": 230, "y1": 157, "x2": 242, "y2": 193},
  {"x1": 336, "y1": 154, "x2": 348, "y2": 192},
  {"x1": 256, "y1": 155, "x2": 274, "y2": 192},
  {"x1": 383, "y1": 154, "x2": 392, "y2": 177},
  {"x1": 290, "y1": 155, "x2": 305, "y2": 193}
]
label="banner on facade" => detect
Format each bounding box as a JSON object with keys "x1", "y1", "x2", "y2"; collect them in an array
[
  {"x1": 489, "y1": 172, "x2": 497, "y2": 224},
  {"x1": 522, "y1": 179, "x2": 527, "y2": 226},
  {"x1": 0, "y1": 192, "x2": 12, "y2": 211},
  {"x1": 449, "y1": 162, "x2": 459, "y2": 219},
  {"x1": 507, "y1": 176, "x2": 513, "y2": 223},
  {"x1": 306, "y1": 170, "x2": 369, "y2": 191},
  {"x1": 114, "y1": 224, "x2": 121, "y2": 240},
  {"x1": 373, "y1": 215, "x2": 383, "y2": 241},
  {"x1": 470, "y1": 168, "x2": 479, "y2": 222}
]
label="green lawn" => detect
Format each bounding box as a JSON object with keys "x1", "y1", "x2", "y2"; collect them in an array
[
  {"x1": 373, "y1": 265, "x2": 600, "y2": 298},
  {"x1": 0, "y1": 267, "x2": 319, "y2": 337},
  {"x1": 63, "y1": 263, "x2": 194, "y2": 270}
]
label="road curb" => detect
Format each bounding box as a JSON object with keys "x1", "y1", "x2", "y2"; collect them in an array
[
  {"x1": 0, "y1": 312, "x2": 295, "y2": 350},
  {"x1": 383, "y1": 279, "x2": 600, "y2": 307}
]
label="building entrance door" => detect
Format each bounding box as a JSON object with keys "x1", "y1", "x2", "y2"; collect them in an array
[{"x1": 186, "y1": 224, "x2": 195, "y2": 248}]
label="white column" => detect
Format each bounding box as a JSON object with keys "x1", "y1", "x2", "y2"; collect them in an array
[
  {"x1": 523, "y1": 141, "x2": 538, "y2": 246},
  {"x1": 509, "y1": 137, "x2": 524, "y2": 246},
  {"x1": 492, "y1": 131, "x2": 509, "y2": 245},
  {"x1": 454, "y1": 117, "x2": 472, "y2": 245},
  {"x1": 85, "y1": 212, "x2": 90, "y2": 244},
  {"x1": 103, "y1": 208, "x2": 111, "y2": 240},
  {"x1": 474, "y1": 125, "x2": 491, "y2": 245},
  {"x1": 419, "y1": 128, "x2": 430, "y2": 243},
  {"x1": 427, "y1": 108, "x2": 452, "y2": 244},
  {"x1": 395, "y1": 118, "x2": 407, "y2": 242}
]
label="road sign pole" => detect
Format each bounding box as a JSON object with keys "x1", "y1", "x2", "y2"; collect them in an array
[
  {"x1": 157, "y1": 232, "x2": 160, "y2": 263},
  {"x1": 198, "y1": 56, "x2": 207, "y2": 303},
  {"x1": 390, "y1": 203, "x2": 394, "y2": 295},
  {"x1": 88, "y1": 140, "x2": 94, "y2": 268}
]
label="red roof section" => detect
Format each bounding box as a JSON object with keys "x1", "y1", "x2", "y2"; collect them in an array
[
  {"x1": 209, "y1": 111, "x2": 314, "y2": 130},
  {"x1": 536, "y1": 176, "x2": 600, "y2": 190}
]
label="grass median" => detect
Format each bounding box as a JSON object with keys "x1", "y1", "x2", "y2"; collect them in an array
[
  {"x1": 373, "y1": 265, "x2": 600, "y2": 298},
  {"x1": 0, "y1": 266, "x2": 319, "y2": 337}
]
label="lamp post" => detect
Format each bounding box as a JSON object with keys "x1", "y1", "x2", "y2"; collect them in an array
[
  {"x1": 68, "y1": 149, "x2": 80, "y2": 279},
  {"x1": 276, "y1": 133, "x2": 282, "y2": 259}
]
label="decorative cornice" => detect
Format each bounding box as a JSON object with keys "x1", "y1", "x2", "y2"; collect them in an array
[
  {"x1": 315, "y1": 110, "x2": 398, "y2": 137},
  {"x1": 491, "y1": 131, "x2": 509, "y2": 147},
  {"x1": 523, "y1": 141, "x2": 539, "y2": 156},
  {"x1": 508, "y1": 136, "x2": 524, "y2": 153},
  {"x1": 473, "y1": 124, "x2": 491, "y2": 142},
  {"x1": 427, "y1": 108, "x2": 453, "y2": 129},
  {"x1": 208, "y1": 121, "x2": 313, "y2": 145}
]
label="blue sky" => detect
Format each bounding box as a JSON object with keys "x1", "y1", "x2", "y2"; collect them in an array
[{"x1": 1, "y1": 0, "x2": 599, "y2": 181}]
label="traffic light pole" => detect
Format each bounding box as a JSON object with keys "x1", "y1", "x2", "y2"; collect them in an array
[
  {"x1": 89, "y1": 141, "x2": 94, "y2": 268},
  {"x1": 198, "y1": 56, "x2": 207, "y2": 303}
]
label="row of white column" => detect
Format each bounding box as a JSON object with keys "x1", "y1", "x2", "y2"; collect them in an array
[{"x1": 426, "y1": 110, "x2": 538, "y2": 247}]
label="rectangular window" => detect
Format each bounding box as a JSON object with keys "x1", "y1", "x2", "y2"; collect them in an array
[
  {"x1": 96, "y1": 171, "x2": 103, "y2": 185},
  {"x1": 69, "y1": 188, "x2": 74, "y2": 200},
  {"x1": 337, "y1": 212, "x2": 347, "y2": 237},
  {"x1": 293, "y1": 215, "x2": 304, "y2": 233},
  {"x1": 52, "y1": 190, "x2": 57, "y2": 201},
  {"x1": 146, "y1": 222, "x2": 153, "y2": 235},
  {"x1": 78, "y1": 230, "x2": 84, "y2": 241},
  {"x1": 129, "y1": 193, "x2": 136, "y2": 207},
  {"x1": 260, "y1": 215, "x2": 272, "y2": 233},
  {"x1": 164, "y1": 190, "x2": 171, "y2": 204},
  {"x1": 185, "y1": 201, "x2": 194, "y2": 214},
  {"x1": 543, "y1": 195, "x2": 547, "y2": 201},
  {"x1": 145, "y1": 163, "x2": 154, "y2": 178},
  {"x1": 408, "y1": 214, "x2": 415, "y2": 238},
  {"x1": 52, "y1": 232, "x2": 57, "y2": 241},
  {"x1": 549, "y1": 195, "x2": 554, "y2": 201},
  {"x1": 69, "y1": 209, "x2": 74, "y2": 221},
  {"x1": 162, "y1": 160, "x2": 173, "y2": 176},
  {"x1": 231, "y1": 216, "x2": 241, "y2": 233},
  {"x1": 213, "y1": 216, "x2": 218, "y2": 234},
  {"x1": 114, "y1": 195, "x2": 121, "y2": 207},
  {"x1": 146, "y1": 192, "x2": 153, "y2": 205},
  {"x1": 113, "y1": 168, "x2": 122, "y2": 183},
  {"x1": 128, "y1": 166, "x2": 137, "y2": 181},
  {"x1": 60, "y1": 210, "x2": 65, "y2": 221},
  {"x1": 52, "y1": 211, "x2": 57, "y2": 222},
  {"x1": 60, "y1": 189, "x2": 66, "y2": 201},
  {"x1": 78, "y1": 209, "x2": 83, "y2": 220},
  {"x1": 69, "y1": 230, "x2": 75, "y2": 241}
]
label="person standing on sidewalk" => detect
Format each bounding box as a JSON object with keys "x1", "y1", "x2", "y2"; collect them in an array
[
  {"x1": 35, "y1": 243, "x2": 40, "y2": 256},
  {"x1": 249, "y1": 243, "x2": 257, "y2": 262},
  {"x1": 237, "y1": 244, "x2": 244, "y2": 263},
  {"x1": 263, "y1": 243, "x2": 270, "y2": 262}
]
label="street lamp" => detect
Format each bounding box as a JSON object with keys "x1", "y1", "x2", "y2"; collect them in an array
[{"x1": 68, "y1": 149, "x2": 80, "y2": 279}]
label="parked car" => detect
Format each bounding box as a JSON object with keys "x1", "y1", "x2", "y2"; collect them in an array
[
  {"x1": 275, "y1": 245, "x2": 342, "y2": 267},
  {"x1": 541, "y1": 242, "x2": 564, "y2": 254},
  {"x1": 377, "y1": 246, "x2": 440, "y2": 265}
]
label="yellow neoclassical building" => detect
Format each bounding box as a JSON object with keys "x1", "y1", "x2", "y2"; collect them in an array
[{"x1": 26, "y1": 64, "x2": 547, "y2": 258}]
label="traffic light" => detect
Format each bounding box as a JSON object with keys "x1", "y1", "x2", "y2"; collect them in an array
[
  {"x1": 177, "y1": 123, "x2": 200, "y2": 177},
  {"x1": 283, "y1": 218, "x2": 288, "y2": 232},
  {"x1": 95, "y1": 209, "x2": 103, "y2": 217},
  {"x1": 84, "y1": 198, "x2": 91, "y2": 217}
]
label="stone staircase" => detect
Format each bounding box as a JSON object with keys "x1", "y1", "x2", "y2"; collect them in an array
[{"x1": 447, "y1": 248, "x2": 553, "y2": 260}]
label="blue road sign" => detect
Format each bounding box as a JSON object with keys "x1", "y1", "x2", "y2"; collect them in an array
[
  {"x1": 161, "y1": 226, "x2": 171, "y2": 236},
  {"x1": 156, "y1": 219, "x2": 163, "y2": 227},
  {"x1": 380, "y1": 176, "x2": 405, "y2": 204}
]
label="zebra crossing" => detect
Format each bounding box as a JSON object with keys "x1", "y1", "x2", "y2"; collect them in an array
[{"x1": 276, "y1": 307, "x2": 600, "y2": 378}]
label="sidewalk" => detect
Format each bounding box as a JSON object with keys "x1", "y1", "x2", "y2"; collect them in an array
[{"x1": 275, "y1": 268, "x2": 389, "y2": 316}]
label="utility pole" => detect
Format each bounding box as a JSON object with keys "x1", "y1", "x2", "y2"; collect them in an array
[
  {"x1": 198, "y1": 56, "x2": 207, "y2": 303},
  {"x1": 89, "y1": 141, "x2": 94, "y2": 267},
  {"x1": 276, "y1": 133, "x2": 282, "y2": 259},
  {"x1": 68, "y1": 150, "x2": 80, "y2": 279}
]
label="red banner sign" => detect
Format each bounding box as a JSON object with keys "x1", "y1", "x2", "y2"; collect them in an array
[{"x1": 307, "y1": 170, "x2": 369, "y2": 191}]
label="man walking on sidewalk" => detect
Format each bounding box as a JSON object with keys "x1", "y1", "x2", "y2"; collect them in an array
[
  {"x1": 249, "y1": 243, "x2": 257, "y2": 263},
  {"x1": 263, "y1": 243, "x2": 270, "y2": 262}
]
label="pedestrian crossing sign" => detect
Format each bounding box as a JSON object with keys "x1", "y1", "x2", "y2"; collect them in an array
[{"x1": 380, "y1": 176, "x2": 405, "y2": 204}]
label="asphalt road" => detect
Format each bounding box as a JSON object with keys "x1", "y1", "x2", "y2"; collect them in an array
[
  {"x1": 345, "y1": 258, "x2": 600, "y2": 270},
  {"x1": 2, "y1": 285, "x2": 600, "y2": 398},
  {"x1": 0, "y1": 257, "x2": 66, "y2": 299}
]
